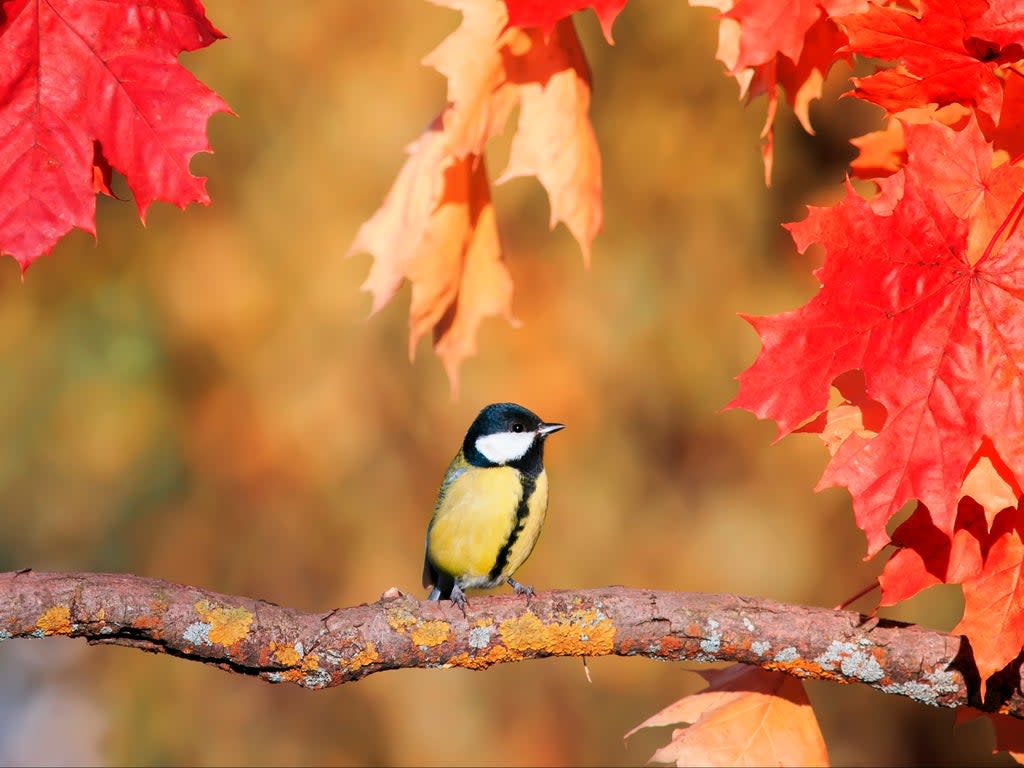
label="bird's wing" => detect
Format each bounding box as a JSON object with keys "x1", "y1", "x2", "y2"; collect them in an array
[
  {"x1": 439, "y1": 463, "x2": 467, "y2": 493},
  {"x1": 423, "y1": 457, "x2": 468, "y2": 589}
]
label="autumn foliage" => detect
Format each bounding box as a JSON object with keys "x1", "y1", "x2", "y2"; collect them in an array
[
  {"x1": 720, "y1": 0, "x2": 1024, "y2": 698},
  {"x1": 627, "y1": 666, "x2": 830, "y2": 766},
  {"x1": 5, "y1": 0, "x2": 1024, "y2": 764},
  {"x1": 347, "y1": 0, "x2": 602, "y2": 388},
  {"x1": 0, "y1": 0, "x2": 230, "y2": 266}
]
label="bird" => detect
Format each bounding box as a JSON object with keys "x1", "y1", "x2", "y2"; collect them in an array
[{"x1": 423, "y1": 402, "x2": 565, "y2": 611}]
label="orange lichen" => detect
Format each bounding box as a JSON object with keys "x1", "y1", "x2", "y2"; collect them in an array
[
  {"x1": 499, "y1": 608, "x2": 615, "y2": 655},
  {"x1": 270, "y1": 641, "x2": 303, "y2": 667},
  {"x1": 194, "y1": 600, "x2": 253, "y2": 646},
  {"x1": 346, "y1": 643, "x2": 380, "y2": 671},
  {"x1": 257, "y1": 645, "x2": 274, "y2": 667},
  {"x1": 276, "y1": 668, "x2": 306, "y2": 684},
  {"x1": 499, "y1": 611, "x2": 546, "y2": 649},
  {"x1": 131, "y1": 614, "x2": 162, "y2": 631},
  {"x1": 410, "y1": 620, "x2": 451, "y2": 648},
  {"x1": 385, "y1": 603, "x2": 453, "y2": 648},
  {"x1": 448, "y1": 643, "x2": 524, "y2": 670},
  {"x1": 385, "y1": 605, "x2": 419, "y2": 633},
  {"x1": 764, "y1": 658, "x2": 833, "y2": 681},
  {"x1": 269, "y1": 653, "x2": 322, "y2": 683},
  {"x1": 658, "y1": 635, "x2": 686, "y2": 656},
  {"x1": 36, "y1": 605, "x2": 72, "y2": 635},
  {"x1": 618, "y1": 637, "x2": 645, "y2": 655}
]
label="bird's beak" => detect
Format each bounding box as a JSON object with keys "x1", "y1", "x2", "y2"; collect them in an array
[{"x1": 538, "y1": 422, "x2": 565, "y2": 436}]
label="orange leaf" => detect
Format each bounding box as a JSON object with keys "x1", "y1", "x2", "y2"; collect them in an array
[
  {"x1": 850, "y1": 118, "x2": 906, "y2": 179},
  {"x1": 351, "y1": 0, "x2": 602, "y2": 386},
  {"x1": 423, "y1": 0, "x2": 522, "y2": 158},
  {"x1": 850, "y1": 104, "x2": 970, "y2": 179},
  {"x1": 426, "y1": 155, "x2": 517, "y2": 386},
  {"x1": 352, "y1": 122, "x2": 449, "y2": 316},
  {"x1": 960, "y1": 442, "x2": 1020, "y2": 528},
  {"x1": 796, "y1": 370, "x2": 885, "y2": 456},
  {"x1": 497, "y1": 19, "x2": 602, "y2": 264},
  {"x1": 348, "y1": 123, "x2": 515, "y2": 393},
  {"x1": 626, "y1": 666, "x2": 829, "y2": 767}
]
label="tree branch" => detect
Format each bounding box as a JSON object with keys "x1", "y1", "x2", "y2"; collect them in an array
[{"x1": 0, "y1": 570, "x2": 1017, "y2": 716}]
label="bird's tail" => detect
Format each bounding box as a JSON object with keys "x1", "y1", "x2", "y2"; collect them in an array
[{"x1": 423, "y1": 558, "x2": 454, "y2": 601}]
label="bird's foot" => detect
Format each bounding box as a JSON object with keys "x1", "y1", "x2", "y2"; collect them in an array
[
  {"x1": 450, "y1": 584, "x2": 468, "y2": 615},
  {"x1": 507, "y1": 577, "x2": 534, "y2": 598}
]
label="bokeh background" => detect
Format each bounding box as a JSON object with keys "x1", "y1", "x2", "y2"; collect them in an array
[{"x1": 0, "y1": 1, "x2": 1014, "y2": 765}]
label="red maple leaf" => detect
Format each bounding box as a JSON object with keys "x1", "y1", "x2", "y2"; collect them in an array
[
  {"x1": 973, "y1": 0, "x2": 1024, "y2": 51},
  {"x1": 904, "y1": 116, "x2": 1024, "y2": 262},
  {"x1": 729, "y1": 120, "x2": 1024, "y2": 556},
  {"x1": 955, "y1": 505, "x2": 1024, "y2": 688},
  {"x1": 838, "y1": 0, "x2": 1017, "y2": 120},
  {"x1": 981, "y1": 68, "x2": 1024, "y2": 162},
  {"x1": 690, "y1": 0, "x2": 850, "y2": 183},
  {"x1": 0, "y1": 0, "x2": 230, "y2": 269},
  {"x1": 744, "y1": 13, "x2": 849, "y2": 182},
  {"x1": 878, "y1": 499, "x2": 988, "y2": 606},
  {"x1": 724, "y1": 0, "x2": 823, "y2": 71},
  {"x1": 501, "y1": 0, "x2": 627, "y2": 43}
]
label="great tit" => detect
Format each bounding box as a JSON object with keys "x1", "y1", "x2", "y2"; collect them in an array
[{"x1": 423, "y1": 402, "x2": 565, "y2": 610}]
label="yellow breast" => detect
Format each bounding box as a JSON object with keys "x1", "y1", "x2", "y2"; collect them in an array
[
  {"x1": 498, "y1": 469, "x2": 548, "y2": 580},
  {"x1": 426, "y1": 464, "x2": 549, "y2": 589}
]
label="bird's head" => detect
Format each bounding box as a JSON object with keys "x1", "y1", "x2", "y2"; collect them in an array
[{"x1": 464, "y1": 402, "x2": 565, "y2": 467}]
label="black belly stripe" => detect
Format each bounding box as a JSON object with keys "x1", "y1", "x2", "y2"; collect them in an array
[{"x1": 488, "y1": 474, "x2": 537, "y2": 581}]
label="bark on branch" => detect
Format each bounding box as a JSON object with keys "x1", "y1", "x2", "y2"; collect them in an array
[{"x1": 0, "y1": 570, "x2": 1017, "y2": 716}]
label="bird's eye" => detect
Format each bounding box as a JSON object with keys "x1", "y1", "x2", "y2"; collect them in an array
[{"x1": 512, "y1": 423, "x2": 524, "y2": 433}]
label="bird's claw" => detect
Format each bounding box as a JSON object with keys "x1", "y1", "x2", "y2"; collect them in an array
[
  {"x1": 450, "y1": 584, "x2": 468, "y2": 616},
  {"x1": 507, "y1": 577, "x2": 534, "y2": 598}
]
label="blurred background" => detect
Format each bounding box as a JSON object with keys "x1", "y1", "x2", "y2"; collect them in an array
[{"x1": 0, "y1": 1, "x2": 1012, "y2": 765}]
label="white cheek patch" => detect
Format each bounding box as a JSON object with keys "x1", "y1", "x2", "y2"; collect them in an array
[{"x1": 475, "y1": 430, "x2": 535, "y2": 464}]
